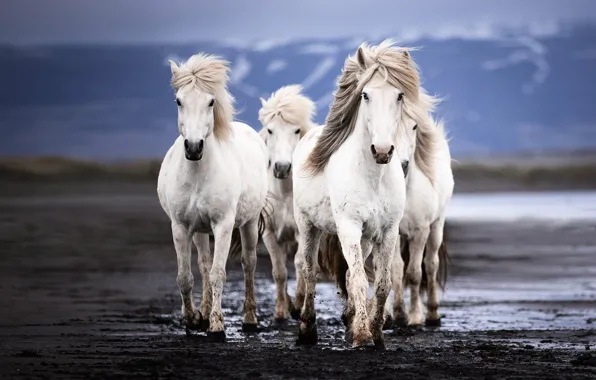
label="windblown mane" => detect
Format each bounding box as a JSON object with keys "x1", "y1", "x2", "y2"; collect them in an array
[
  {"x1": 169, "y1": 53, "x2": 235, "y2": 141},
  {"x1": 304, "y1": 39, "x2": 421, "y2": 175},
  {"x1": 258, "y1": 84, "x2": 317, "y2": 141}
]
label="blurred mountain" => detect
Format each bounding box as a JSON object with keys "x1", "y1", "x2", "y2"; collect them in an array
[{"x1": 1, "y1": 23, "x2": 595, "y2": 159}]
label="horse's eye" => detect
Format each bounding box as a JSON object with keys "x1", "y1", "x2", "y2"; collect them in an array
[
  {"x1": 267, "y1": 129, "x2": 273, "y2": 134},
  {"x1": 362, "y1": 92, "x2": 369, "y2": 101},
  {"x1": 176, "y1": 98, "x2": 181, "y2": 107},
  {"x1": 397, "y1": 93, "x2": 404, "y2": 102},
  {"x1": 294, "y1": 129, "x2": 300, "y2": 134},
  {"x1": 208, "y1": 98, "x2": 215, "y2": 107},
  {"x1": 413, "y1": 124, "x2": 417, "y2": 131}
]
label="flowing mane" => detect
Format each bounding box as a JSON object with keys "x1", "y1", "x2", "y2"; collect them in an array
[
  {"x1": 258, "y1": 84, "x2": 317, "y2": 141},
  {"x1": 304, "y1": 39, "x2": 439, "y2": 179},
  {"x1": 169, "y1": 53, "x2": 235, "y2": 141}
]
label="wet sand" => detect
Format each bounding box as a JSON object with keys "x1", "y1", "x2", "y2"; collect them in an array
[{"x1": 0, "y1": 183, "x2": 595, "y2": 379}]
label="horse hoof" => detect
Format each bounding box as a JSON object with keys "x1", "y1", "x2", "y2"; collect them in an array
[
  {"x1": 373, "y1": 337, "x2": 386, "y2": 350},
  {"x1": 242, "y1": 323, "x2": 259, "y2": 333},
  {"x1": 352, "y1": 339, "x2": 375, "y2": 350},
  {"x1": 206, "y1": 330, "x2": 226, "y2": 342},
  {"x1": 296, "y1": 326, "x2": 318, "y2": 346},
  {"x1": 425, "y1": 317, "x2": 442, "y2": 327},
  {"x1": 393, "y1": 315, "x2": 409, "y2": 328},
  {"x1": 273, "y1": 316, "x2": 288, "y2": 325}
]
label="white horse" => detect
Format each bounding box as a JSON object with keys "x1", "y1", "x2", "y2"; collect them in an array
[
  {"x1": 389, "y1": 110, "x2": 454, "y2": 328},
  {"x1": 292, "y1": 40, "x2": 422, "y2": 348},
  {"x1": 157, "y1": 53, "x2": 268, "y2": 339},
  {"x1": 256, "y1": 84, "x2": 318, "y2": 323}
]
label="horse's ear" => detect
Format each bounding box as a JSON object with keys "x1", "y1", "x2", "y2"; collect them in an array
[
  {"x1": 403, "y1": 50, "x2": 410, "y2": 59},
  {"x1": 259, "y1": 97, "x2": 267, "y2": 107},
  {"x1": 168, "y1": 60, "x2": 180, "y2": 76},
  {"x1": 356, "y1": 47, "x2": 366, "y2": 70}
]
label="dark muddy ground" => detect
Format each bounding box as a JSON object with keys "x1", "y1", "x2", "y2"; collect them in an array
[{"x1": 0, "y1": 182, "x2": 595, "y2": 379}]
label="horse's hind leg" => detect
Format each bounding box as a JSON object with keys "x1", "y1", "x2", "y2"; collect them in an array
[
  {"x1": 405, "y1": 227, "x2": 430, "y2": 326},
  {"x1": 193, "y1": 233, "x2": 212, "y2": 332},
  {"x1": 239, "y1": 218, "x2": 259, "y2": 331},
  {"x1": 208, "y1": 218, "x2": 235, "y2": 339},
  {"x1": 171, "y1": 222, "x2": 201, "y2": 332},
  {"x1": 391, "y1": 238, "x2": 407, "y2": 327},
  {"x1": 262, "y1": 230, "x2": 291, "y2": 323},
  {"x1": 295, "y1": 220, "x2": 322, "y2": 345},
  {"x1": 369, "y1": 230, "x2": 398, "y2": 349},
  {"x1": 292, "y1": 246, "x2": 306, "y2": 320},
  {"x1": 424, "y1": 217, "x2": 445, "y2": 326}
]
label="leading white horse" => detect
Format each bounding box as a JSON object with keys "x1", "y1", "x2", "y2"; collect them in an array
[
  {"x1": 157, "y1": 53, "x2": 268, "y2": 339},
  {"x1": 292, "y1": 40, "x2": 421, "y2": 348},
  {"x1": 256, "y1": 84, "x2": 318, "y2": 323}
]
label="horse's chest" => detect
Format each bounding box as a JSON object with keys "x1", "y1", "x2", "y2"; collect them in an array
[{"x1": 174, "y1": 189, "x2": 224, "y2": 232}]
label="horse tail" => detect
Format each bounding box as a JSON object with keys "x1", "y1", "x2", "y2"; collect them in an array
[
  {"x1": 317, "y1": 233, "x2": 349, "y2": 301},
  {"x1": 228, "y1": 196, "x2": 273, "y2": 260}
]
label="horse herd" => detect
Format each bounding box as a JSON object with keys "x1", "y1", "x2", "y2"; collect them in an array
[{"x1": 156, "y1": 39, "x2": 454, "y2": 349}]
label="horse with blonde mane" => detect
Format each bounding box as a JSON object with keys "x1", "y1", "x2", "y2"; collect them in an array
[
  {"x1": 292, "y1": 40, "x2": 419, "y2": 348},
  {"x1": 316, "y1": 71, "x2": 454, "y2": 332},
  {"x1": 157, "y1": 53, "x2": 268, "y2": 339},
  {"x1": 255, "y1": 84, "x2": 318, "y2": 322}
]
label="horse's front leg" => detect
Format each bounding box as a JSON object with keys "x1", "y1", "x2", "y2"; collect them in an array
[
  {"x1": 208, "y1": 218, "x2": 235, "y2": 339},
  {"x1": 239, "y1": 218, "x2": 259, "y2": 331},
  {"x1": 171, "y1": 222, "x2": 201, "y2": 333},
  {"x1": 295, "y1": 220, "x2": 322, "y2": 345},
  {"x1": 193, "y1": 232, "x2": 213, "y2": 332},
  {"x1": 369, "y1": 230, "x2": 398, "y2": 349},
  {"x1": 337, "y1": 221, "x2": 372, "y2": 348},
  {"x1": 262, "y1": 229, "x2": 291, "y2": 323},
  {"x1": 405, "y1": 227, "x2": 430, "y2": 326}
]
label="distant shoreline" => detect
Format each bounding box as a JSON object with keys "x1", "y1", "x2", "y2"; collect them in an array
[{"x1": 1, "y1": 155, "x2": 595, "y2": 194}]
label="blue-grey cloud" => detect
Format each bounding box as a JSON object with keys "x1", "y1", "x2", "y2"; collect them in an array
[{"x1": 1, "y1": 0, "x2": 596, "y2": 44}]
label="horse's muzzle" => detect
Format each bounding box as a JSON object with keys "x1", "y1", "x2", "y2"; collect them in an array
[
  {"x1": 273, "y1": 161, "x2": 292, "y2": 179},
  {"x1": 184, "y1": 139, "x2": 204, "y2": 161},
  {"x1": 371, "y1": 144, "x2": 395, "y2": 165}
]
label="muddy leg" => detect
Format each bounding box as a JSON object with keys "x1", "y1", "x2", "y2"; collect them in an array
[
  {"x1": 391, "y1": 238, "x2": 407, "y2": 327},
  {"x1": 369, "y1": 231, "x2": 397, "y2": 349},
  {"x1": 337, "y1": 221, "x2": 372, "y2": 348},
  {"x1": 292, "y1": 247, "x2": 306, "y2": 321},
  {"x1": 425, "y1": 217, "x2": 445, "y2": 326},
  {"x1": 405, "y1": 227, "x2": 430, "y2": 326},
  {"x1": 171, "y1": 222, "x2": 201, "y2": 332},
  {"x1": 295, "y1": 222, "x2": 322, "y2": 345},
  {"x1": 262, "y1": 230, "x2": 291, "y2": 322},
  {"x1": 239, "y1": 219, "x2": 259, "y2": 331},
  {"x1": 193, "y1": 233, "x2": 212, "y2": 332},
  {"x1": 208, "y1": 218, "x2": 234, "y2": 340}
]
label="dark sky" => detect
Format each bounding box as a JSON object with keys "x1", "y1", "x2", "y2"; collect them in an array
[{"x1": 2, "y1": 0, "x2": 596, "y2": 44}]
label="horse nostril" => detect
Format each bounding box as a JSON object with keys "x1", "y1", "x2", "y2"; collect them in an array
[
  {"x1": 287, "y1": 163, "x2": 292, "y2": 172},
  {"x1": 370, "y1": 145, "x2": 377, "y2": 155},
  {"x1": 184, "y1": 139, "x2": 190, "y2": 151},
  {"x1": 388, "y1": 145, "x2": 395, "y2": 156},
  {"x1": 198, "y1": 139, "x2": 204, "y2": 151}
]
